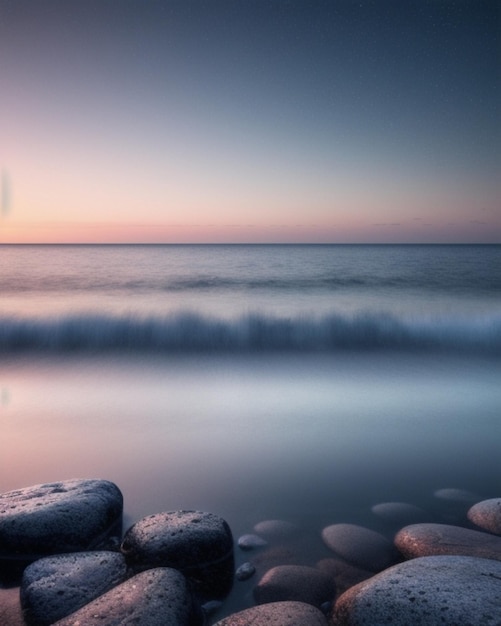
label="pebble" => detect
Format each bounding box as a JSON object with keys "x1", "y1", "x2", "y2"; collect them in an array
[
  {"x1": 321, "y1": 523, "x2": 400, "y2": 572},
  {"x1": 236, "y1": 562, "x2": 256, "y2": 581},
  {"x1": 20, "y1": 551, "x2": 127, "y2": 626},
  {"x1": 394, "y1": 522, "x2": 501, "y2": 561},
  {"x1": 253, "y1": 564, "x2": 335, "y2": 608},
  {"x1": 467, "y1": 498, "x2": 501, "y2": 535},
  {"x1": 371, "y1": 501, "x2": 429, "y2": 527},
  {"x1": 0, "y1": 479, "x2": 123, "y2": 581},
  {"x1": 237, "y1": 534, "x2": 268, "y2": 550},
  {"x1": 52, "y1": 567, "x2": 202, "y2": 626},
  {"x1": 332, "y1": 555, "x2": 501, "y2": 625},
  {"x1": 213, "y1": 600, "x2": 328, "y2": 625},
  {"x1": 121, "y1": 510, "x2": 234, "y2": 599},
  {"x1": 253, "y1": 520, "x2": 300, "y2": 540}
]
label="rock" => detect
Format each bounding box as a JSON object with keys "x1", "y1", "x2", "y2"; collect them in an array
[
  {"x1": 236, "y1": 562, "x2": 256, "y2": 581},
  {"x1": 321, "y1": 523, "x2": 400, "y2": 572},
  {"x1": 316, "y1": 558, "x2": 373, "y2": 598},
  {"x1": 52, "y1": 567, "x2": 202, "y2": 626},
  {"x1": 0, "y1": 587, "x2": 25, "y2": 626},
  {"x1": 253, "y1": 564, "x2": 335, "y2": 608},
  {"x1": 0, "y1": 479, "x2": 123, "y2": 582},
  {"x1": 238, "y1": 534, "x2": 267, "y2": 550},
  {"x1": 371, "y1": 502, "x2": 429, "y2": 527},
  {"x1": 121, "y1": 510, "x2": 234, "y2": 599},
  {"x1": 253, "y1": 520, "x2": 300, "y2": 540},
  {"x1": 213, "y1": 600, "x2": 328, "y2": 625},
  {"x1": 394, "y1": 523, "x2": 501, "y2": 561},
  {"x1": 332, "y1": 555, "x2": 501, "y2": 625},
  {"x1": 433, "y1": 488, "x2": 480, "y2": 503},
  {"x1": 467, "y1": 498, "x2": 501, "y2": 535},
  {"x1": 20, "y1": 551, "x2": 127, "y2": 626}
]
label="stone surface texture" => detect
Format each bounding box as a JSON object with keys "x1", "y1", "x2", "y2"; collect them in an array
[
  {"x1": 467, "y1": 498, "x2": 501, "y2": 535},
  {"x1": 0, "y1": 479, "x2": 123, "y2": 557},
  {"x1": 332, "y1": 555, "x2": 501, "y2": 625},
  {"x1": 20, "y1": 551, "x2": 127, "y2": 626},
  {"x1": 253, "y1": 564, "x2": 335, "y2": 608},
  {"x1": 394, "y1": 523, "x2": 501, "y2": 561},
  {"x1": 213, "y1": 600, "x2": 328, "y2": 625},
  {"x1": 121, "y1": 510, "x2": 234, "y2": 599},
  {"x1": 322, "y1": 523, "x2": 400, "y2": 572},
  {"x1": 0, "y1": 587, "x2": 25, "y2": 626},
  {"x1": 52, "y1": 567, "x2": 202, "y2": 626}
]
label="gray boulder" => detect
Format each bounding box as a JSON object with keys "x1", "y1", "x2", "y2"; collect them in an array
[
  {"x1": 52, "y1": 567, "x2": 202, "y2": 626},
  {"x1": 394, "y1": 522, "x2": 501, "y2": 561},
  {"x1": 332, "y1": 555, "x2": 501, "y2": 625},
  {"x1": 213, "y1": 600, "x2": 328, "y2": 625},
  {"x1": 121, "y1": 510, "x2": 234, "y2": 599},
  {"x1": 20, "y1": 551, "x2": 127, "y2": 625},
  {"x1": 467, "y1": 498, "x2": 501, "y2": 535}
]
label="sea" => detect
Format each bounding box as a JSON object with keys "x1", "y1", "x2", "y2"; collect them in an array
[{"x1": 1, "y1": 244, "x2": 500, "y2": 613}]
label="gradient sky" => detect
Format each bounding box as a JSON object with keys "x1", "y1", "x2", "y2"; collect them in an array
[{"x1": 0, "y1": 0, "x2": 499, "y2": 243}]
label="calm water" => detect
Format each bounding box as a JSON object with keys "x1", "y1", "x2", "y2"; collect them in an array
[{"x1": 1, "y1": 244, "x2": 500, "y2": 615}]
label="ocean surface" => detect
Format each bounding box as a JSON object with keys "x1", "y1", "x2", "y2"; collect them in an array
[{"x1": 1, "y1": 244, "x2": 500, "y2": 614}]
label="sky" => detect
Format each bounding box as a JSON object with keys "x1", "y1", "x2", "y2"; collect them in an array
[{"x1": 0, "y1": 0, "x2": 499, "y2": 243}]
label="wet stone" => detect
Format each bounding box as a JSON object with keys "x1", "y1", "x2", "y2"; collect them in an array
[
  {"x1": 467, "y1": 498, "x2": 501, "y2": 535},
  {"x1": 20, "y1": 551, "x2": 127, "y2": 626},
  {"x1": 235, "y1": 562, "x2": 256, "y2": 581},
  {"x1": 316, "y1": 558, "x2": 373, "y2": 598},
  {"x1": 213, "y1": 600, "x2": 328, "y2": 625},
  {"x1": 253, "y1": 520, "x2": 300, "y2": 540},
  {"x1": 394, "y1": 522, "x2": 501, "y2": 561},
  {"x1": 237, "y1": 534, "x2": 267, "y2": 550},
  {"x1": 0, "y1": 479, "x2": 123, "y2": 583},
  {"x1": 433, "y1": 488, "x2": 481, "y2": 504},
  {"x1": 332, "y1": 555, "x2": 501, "y2": 625},
  {"x1": 371, "y1": 502, "x2": 429, "y2": 528},
  {"x1": 253, "y1": 564, "x2": 335, "y2": 608},
  {"x1": 121, "y1": 510, "x2": 234, "y2": 599},
  {"x1": 0, "y1": 587, "x2": 25, "y2": 626},
  {"x1": 52, "y1": 567, "x2": 202, "y2": 626},
  {"x1": 321, "y1": 523, "x2": 400, "y2": 572}
]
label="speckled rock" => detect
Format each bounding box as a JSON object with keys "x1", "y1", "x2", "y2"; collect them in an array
[
  {"x1": 254, "y1": 564, "x2": 335, "y2": 608},
  {"x1": 52, "y1": 567, "x2": 202, "y2": 626},
  {"x1": 0, "y1": 479, "x2": 123, "y2": 583},
  {"x1": 371, "y1": 502, "x2": 429, "y2": 527},
  {"x1": 238, "y1": 534, "x2": 267, "y2": 550},
  {"x1": 20, "y1": 551, "x2": 127, "y2": 626},
  {"x1": 213, "y1": 600, "x2": 328, "y2": 625},
  {"x1": 467, "y1": 498, "x2": 501, "y2": 535},
  {"x1": 321, "y1": 524, "x2": 400, "y2": 572},
  {"x1": 236, "y1": 561, "x2": 256, "y2": 581},
  {"x1": 0, "y1": 587, "x2": 25, "y2": 626},
  {"x1": 394, "y1": 523, "x2": 501, "y2": 561},
  {"x1": 332, "y1": 555, "x2": 501, "y2": 625},
  {"x1": 316, "y1": 558, "x2": 373, "y2": 598},
  {"x1": 253, "y1": 520, "x2": 300, "y2": 540},
  {"x1": 121, "y1": 510, "x2": 234, "y2": 599}
]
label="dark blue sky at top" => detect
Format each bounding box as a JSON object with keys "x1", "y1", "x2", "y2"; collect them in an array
[{"x1": 0, "y1": 1, "x2": 499, "y2": 242}]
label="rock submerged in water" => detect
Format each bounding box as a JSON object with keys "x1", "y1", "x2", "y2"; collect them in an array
[
  {"x1": 332, "y1": 555, "x2": 501, "y2": 625},
  {"x1": 321, "y1": 523, "x2": 400, "y2": 572},
  {"x1": 370, "y1": 501, "x2": 429, "y2": 527},
  {"x1": 467, "y1": 498, "x2": 501, "y2": 535},
  {"x1": 253, "y1": 564, "x2": 335, "y2": 608},
  {"x1": 0, "y1": 479, "x2": 123, "y2": 583},
  {"x1": 20, "y1": 551, "x2": 127, "y2": 626},
  {"x1": 213, "y1": 600, "x2": 328, "y2": 625},
  {"x1": 52, "y1": 567, "x2": 203, "y2": 626},
  {"x1": 237, "y1": 533, "x2": 268, "y2": 550},
  {"x1": 121, "y1": 510, "x2": 234, "y2": 599},
  {"x1": 394, "y1": 522, "x2": 501, "y2": 561}
]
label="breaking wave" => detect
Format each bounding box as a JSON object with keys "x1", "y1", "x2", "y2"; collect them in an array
[{"x1": 0, "y1": 311, "x2": 500, "y2": 355}]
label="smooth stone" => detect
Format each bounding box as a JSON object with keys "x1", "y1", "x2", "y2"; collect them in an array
[
  {"x1": 52, "y1": 567, "x2": 202, "y2": 626},
  {"x1": 316, "y1": 558, "x2": 373, "y2": 598},
  {"x1": 467, "y1": 498, "x2": 501, "y2": 535},
  {"x1": 253, "y1": 520, "x2": 300, "y2": 540},
  {"x1": 433, "y1": 488, "x2": 480, "y2": 503},
  {"x1": 321, "y1": 523, "x2": 400, "y2": 572},
  {"x1": 213, "y1": 600, "x2": 328, "y2": 625},
  {"x1": 394, "y1": 523, "x2": 501, "y2": 561},
  {"x1": 237, "y1": 534, "x2": 267, "y2": 550},
  {"x1": 0, "y1": 587, "x2": 25, "y2": 626},
  {"x1": 121, "y1": 510, "x2": 234, "y2": 599},
  {"x1": 0, "y1": 479, "x2": 123, "y2": 581},
  {"x1": 332, "y1": 555, "x2": 501, "y2": 625},
  {"x1": 236, "y1": 562, "x2": 256, "y2": 581},
  {"x1": 253, "y1": 564, "x2": 335, "y2": 608},
  {"x1": 371, "y1": 502, "x2": 429, "y2": 526},
  {"x1": 20, "y1": 551, "x2": 127, "y2": 626}
]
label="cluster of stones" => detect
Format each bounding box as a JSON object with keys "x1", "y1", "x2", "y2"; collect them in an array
[{"x1": 1, "y1": 480, "x2": 501, "y2": 625}]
